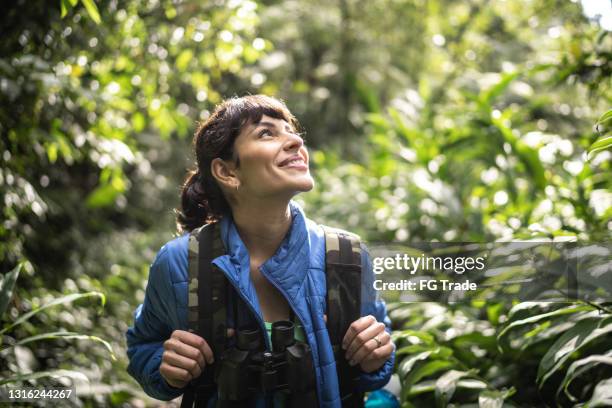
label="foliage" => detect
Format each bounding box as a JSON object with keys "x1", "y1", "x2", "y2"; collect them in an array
[
  {"x1": 0, "y1": 261, "x2": 108, "y2": 387},
  {"x1": 0, "y1": 0, "x2": 610, "y2": 406},
  {"x1": 390, "y1": 301, "x2": 612, "y2": 407},
  {"x1": 1, "y1": 0, "x2": 265, "y2": 404}
]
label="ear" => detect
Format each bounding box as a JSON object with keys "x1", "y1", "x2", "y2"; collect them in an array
[{"x1": 211, "y1": 158, "x2": 239, "y2": 190}]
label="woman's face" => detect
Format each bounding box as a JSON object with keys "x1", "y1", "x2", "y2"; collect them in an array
[{"x1": 231, "y1": 114, "x2": 314, "y2": 199}]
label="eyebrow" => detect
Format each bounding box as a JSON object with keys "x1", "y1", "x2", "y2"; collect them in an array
[{"x1": 253, "y1": 121, "x2": 294, "y2": 133}]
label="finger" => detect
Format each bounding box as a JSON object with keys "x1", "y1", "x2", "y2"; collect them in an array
[
  {"x1": 359, "y1": 342, "x2": 395, "y2": 373},
  {"x1": 171, "y1": 331, "x2": 214, "y2": 365},
  {"x1": 323, "y1": 314, "x2": 327, "y2": 323},
  {"x1": 361, "y1": 341, "x2": 395, "y2": 364},
  {"x1": 164, "y1": 338, "x2": 206, "y2": 369},
  {"x1": 342, "y1": 315, "x2": 376, "y2": 350},
  {"x1": 349, "y1": 330, "x2": 390, "y2": 366},
  {"x1": 345, "y1": 321, "x2": 386, "y2": 361},
  {"x1": 160, "y1": 362, "x2": 192, "y2": 387},
  {"x1": 163, "y1": 350, "x2": 203, "y2": 379},
  {"x1": 227, "y1": 328, "x2": 236, "y2": 338}
]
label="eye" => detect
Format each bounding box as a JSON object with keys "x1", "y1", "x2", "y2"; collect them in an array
[{"x1": 258, "y1": 128, "x2": 273, "y2": 138}]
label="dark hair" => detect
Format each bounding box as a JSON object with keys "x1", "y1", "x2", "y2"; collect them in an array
[{"x1": 176, "y1": 94, "x2": 300, "y2": 233}]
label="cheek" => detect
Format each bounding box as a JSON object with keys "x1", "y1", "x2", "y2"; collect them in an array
[{"x1": 239, "y1": 149, "x2": 279, "y2": 178}]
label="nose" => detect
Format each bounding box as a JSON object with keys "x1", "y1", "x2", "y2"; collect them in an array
[{"x1": 283, "y1": 131, "x2": 304, "y2": 152}]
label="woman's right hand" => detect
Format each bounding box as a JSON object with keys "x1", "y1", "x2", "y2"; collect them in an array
[{"x1": 160, "y1": 330, "x2": 215, "y2": 389}]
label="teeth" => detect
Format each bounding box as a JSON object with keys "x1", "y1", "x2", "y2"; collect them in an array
[{"x1": 283, "y1": 158, "x2": 303, "y2": 166}]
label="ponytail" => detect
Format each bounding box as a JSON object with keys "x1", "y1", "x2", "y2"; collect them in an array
[{"x1": 177, "y1": 170, "x2": 212, "y2": 233}]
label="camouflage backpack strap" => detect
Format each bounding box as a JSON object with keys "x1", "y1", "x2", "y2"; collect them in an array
[
  {"x1": 322, "y1": 225, "x2": 364, "y2": 408},
  {"x1": 181, "y1": 222, "x2": 227, "y2": 408}
]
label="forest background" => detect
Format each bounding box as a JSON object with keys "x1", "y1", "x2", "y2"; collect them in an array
[{"x1": 1, "y1": 0, "x2": 611, "y2": 406}]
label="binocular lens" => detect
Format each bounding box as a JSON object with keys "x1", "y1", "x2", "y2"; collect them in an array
[
  {"x1": 271, "y1": 320, "x2": 295, "y2": 352},
  {"x1": 236, "y1": 326, "x2": 262, "y2": 350}
]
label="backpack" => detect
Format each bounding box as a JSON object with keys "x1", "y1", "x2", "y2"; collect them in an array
[{"x1": 180, "y1": 222, "x2": 364, "y2": 408}]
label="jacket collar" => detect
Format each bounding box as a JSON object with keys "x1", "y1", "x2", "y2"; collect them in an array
[{"x1": 212, "y1": 201, "x2": 311, "y2": 301}]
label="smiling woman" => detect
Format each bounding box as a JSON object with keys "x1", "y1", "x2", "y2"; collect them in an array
[{"x1": 125, "y1": 95, "x2": 396, "y2": 408}]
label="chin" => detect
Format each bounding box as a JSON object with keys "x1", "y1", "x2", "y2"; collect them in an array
[{"x1": 296, "y1": 175, "x2": 315, "y2": 191}]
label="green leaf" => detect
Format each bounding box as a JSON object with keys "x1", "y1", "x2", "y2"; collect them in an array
[
  {"x1": 46, "y1": 142, "x2": 58, "y2": 163},
  {"x1": 0, "y1": 369, "x2": 89, "y2": 386},
  {"x1": 497, "y1": 304, "x2": 593, "y2": 352},
  {"x1": 60, "y1": 0, "x2": 70, "y2": 18},
  {"x1": 583, "y1": 378, "x2": 612, "y2": 407},
  {"x1": 0, "y1": 291, "x2": 105, "y2": 335},
  {"x1": 434, "y1": 370, "x2": 474, "y2": 407},
  {"x1": 595, "y1": 109, "x2": 612, "y2": 127},
  {"x1": 398, "y1": 350, "x2": 432, "y2": 378},
  {"x1": 0, "y1": 262, "x2": 22, "y2": 317},
  {"x1": 403, "y1": 360, "x2": 455, "y2": 398},
  {"x1": 537, "y1": 316, "x2": 612, "y2": 387},
  {"x1": 478, "y1": 389, "x2": 512, "y2": 408},
  {"x1": 13, "y1": 331, "x2": 116, "y2": 360},
  {"x1": 176, "y1": 50, "x2": 194, "y2": 71},
  {"x1": 132, "y1": 112, "x2": 145, "y2": 133},
  {"x1": 587, "y1": 136, "x2": 612, "y2": 161},
  {"x1": 80, "y1": 0, "x2": 101, "y2": 24},
  {"x1": 491, "y1": 113, "x2": 546, "y2": 190},
  {"x1": 480, "y1": 71, "x2": 520, "y2": 105},
  {"x1": 86, "y1": 176, "x2": 125, "y2": 208},
  {"x1": 560, "y1": 351, "x2": 612, "y2": 402}
]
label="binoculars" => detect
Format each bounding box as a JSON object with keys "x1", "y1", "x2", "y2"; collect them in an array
[{"x1": 215, "y1": 320, "x2": 317, "y2": 407}]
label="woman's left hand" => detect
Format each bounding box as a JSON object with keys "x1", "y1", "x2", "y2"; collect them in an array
[{"x1": 342, "y1": 315, "x2": 394, "y2": 373}]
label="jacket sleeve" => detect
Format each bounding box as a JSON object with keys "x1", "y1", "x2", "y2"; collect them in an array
[
  {"x1": 357, "y1": 243, "x2": 395, "y2": 391},
  {"x1": 126, "y1": 244, "x2": 186, "y2": 401}
]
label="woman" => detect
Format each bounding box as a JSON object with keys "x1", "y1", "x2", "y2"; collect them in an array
[{"x1": 126, "y1": 95, "x2": 395, "y2": 407}]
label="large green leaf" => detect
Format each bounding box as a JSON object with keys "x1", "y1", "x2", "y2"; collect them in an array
[
  {"x1": 434, "y1": 370, "x2": 475, "y2": 408},
  {"x1": 537, "y1": 316, "x2": 612, "y2": 387},
  {"x1": 560, "y1": 352, "x2": 612, "y2": 402},
  {"x1": 497, "y1": 304, "x2": 593, "y2": 352},
  {"x1": 398, "y1": 351, "x2": 433, "y2": 378},
  {"x1": 402, "y1": 359, "x2": 455, "y2": 399}
]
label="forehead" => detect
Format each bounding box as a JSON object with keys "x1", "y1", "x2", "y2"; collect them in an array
[{"x1": 244, "y1": 114, "x2": 292, "y2": 132}]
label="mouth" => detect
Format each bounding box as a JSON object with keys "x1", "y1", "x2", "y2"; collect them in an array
[{"x1": 278, "y1": 154, "x2": 308, "y2": 169}]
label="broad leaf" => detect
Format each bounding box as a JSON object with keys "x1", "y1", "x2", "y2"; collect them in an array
[
  {"x1": 434, "y1": 370, "x2": 474, "y2": 407},
  {"x1": 560, "y1": 352, "x2": 612, "y2": 402},
  {"x1": 537, "y1": 316, "x2": 612, "y2": 387}
]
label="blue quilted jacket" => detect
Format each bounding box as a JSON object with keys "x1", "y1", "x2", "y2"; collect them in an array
[{"x1": 126, "y1": 202, "x2": 395, "y2": 407}]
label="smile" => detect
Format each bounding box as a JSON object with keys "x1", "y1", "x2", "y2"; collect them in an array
[{"x1": 278, "y1": 155, "x2": 308, "y2": 170}]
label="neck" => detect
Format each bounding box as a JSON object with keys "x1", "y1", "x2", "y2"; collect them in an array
[{"x1": 230, "y1": 199, "x2": 293, "y2": 263}]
